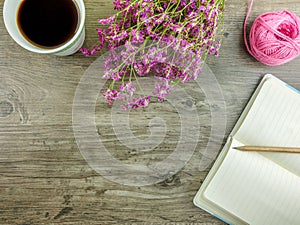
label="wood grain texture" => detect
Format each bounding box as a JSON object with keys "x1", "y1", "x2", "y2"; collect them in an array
[{"x1": 1, "y1": 0, "x2": 300, "y2": 224}]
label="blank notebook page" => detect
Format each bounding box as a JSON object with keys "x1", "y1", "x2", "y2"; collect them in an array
[
  {"x1": 204, "y1": 139, "x2": 300, "y2": 225},
  {"x1": 235, "y1": 77, "x2": 300, "y2": 176},
  {"x1": 204, "y1": 77, "x2": 300, "y2": 225}
]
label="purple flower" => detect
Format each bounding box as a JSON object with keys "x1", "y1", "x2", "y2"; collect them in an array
[
  {"x1": 103, "y1": 89, "x2": 122, "y2": 105},
  {"x1": 80, "y1": 47, "x2": 91, "y2": 56},
  {"x1": 113, "y1": 0, "x2": 130, "y2": 10},
  {"x1": 96, "y1": 28, "x2": 105, "y2": 43},
  {"x1": 133, "y1": 62, "x2": 151, "y2": 76},
  {"x1": 131, "y1": 29, "x2": 144, "y2": 42},
  {"x1": 98, "y1": 15, "x2": 116, "y2": 25},
  {"x1": 111, "y1": 30, "x2": 128, "y2": 42},
  {"x1": 199, "y1": 5, "x2": 206, "y2": 12},
  {"x1": 80, "y1": 43, "x2": 103, "y2": 56},
  {"x1": 148, "y1": 47, "x2": 167, "y2": 63},
  {"x1": 152, "y1": 80, "x2": 172, "y2": 102},
  {"x1": 82, "y1": 0, "x2": 225, "y2": 109},
  {"x1": 111, "y1": 71, "x2": 122, "y2": 80},
  {"x1": 169, "y1": 23, "x2": 182, "y2": 32},
  {"x1": 120, "y1": 82, "x2": 136, "y2": 96},
  {"x1": 120, "y1": 95, "x2": 150, "y2": 110},
  {"x1": 128, "y1": 96, "x2": 151, "y2": 109},
  {"x1": 180, "y1": 0, "x2": 187, "y2": 6},
  {"x1": 135, "y1": 96, "x2": 151, "y2": 107}
]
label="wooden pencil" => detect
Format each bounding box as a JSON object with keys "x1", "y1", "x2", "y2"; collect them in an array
[{"x1": 234, "y1": 146, "x2": 300, "y2": 153}]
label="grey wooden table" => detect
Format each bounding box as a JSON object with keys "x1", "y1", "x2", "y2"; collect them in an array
[{"x1": 1, "y1": 0, "x2": 300, "y2": 224}]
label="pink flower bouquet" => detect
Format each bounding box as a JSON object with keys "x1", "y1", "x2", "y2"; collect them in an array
[{"x1": 81, "y1": 0, "x2": 225, "y2": 110}]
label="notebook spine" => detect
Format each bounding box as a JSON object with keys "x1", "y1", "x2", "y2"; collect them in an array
[
  {"x1": 286, "y1": 83, "x2": 300, "y2": 94},
  {"x1": 212, "y1": 213, "x2": 232, "y2": 225}
]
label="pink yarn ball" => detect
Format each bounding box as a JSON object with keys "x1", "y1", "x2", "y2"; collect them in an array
[{"x1": 245, "y1": 11, "x2": 300, "y2": 66}]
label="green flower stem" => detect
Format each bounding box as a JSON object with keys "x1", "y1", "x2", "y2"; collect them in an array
[
  {"x1": 109, "y1": 80, "x2": 115, "y2": 90},
  {"x1": 132, "y1": 68, "x2": 145, "y2": 95}
]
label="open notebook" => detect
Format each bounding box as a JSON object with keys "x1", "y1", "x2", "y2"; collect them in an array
[{"x1": 194, "y1": 74, "x2": 300, "y2": 225}]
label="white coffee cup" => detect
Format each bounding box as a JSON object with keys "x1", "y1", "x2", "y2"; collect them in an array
[{"x1": 3, "y1": 0, "x2": 85, "y2": 56}]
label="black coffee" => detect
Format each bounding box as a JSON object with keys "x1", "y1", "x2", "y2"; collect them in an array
[{"x1": 17, "y1": 0, "x2": 79, "y2": 48}]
